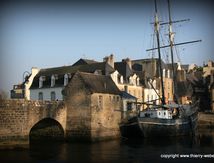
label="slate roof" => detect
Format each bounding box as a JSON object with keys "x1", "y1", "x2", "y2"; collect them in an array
[
  {"x1": 65, "y1": 72, "x2": 121, "y2": 95},
  {"x1": 72, "y1": 58, "x2": 98, "y2": 66},
  {"x1": 114, "y1": 62, "x2": 133, "y2": 80},
  {"x1": 121, "y1": 91, "x2": 137, "y2": 99},
  {"x1": 30, "y1": 63, "x2": 114, "y2": 89}
]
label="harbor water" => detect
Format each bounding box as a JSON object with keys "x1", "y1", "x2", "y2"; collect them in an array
[{"x1": 0, "y1": 129, "x2": 214, "y2": 163}]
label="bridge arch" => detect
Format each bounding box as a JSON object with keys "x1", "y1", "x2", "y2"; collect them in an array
[{"x1": 29, "y1": 118, "x2": 64, "y2": 141}]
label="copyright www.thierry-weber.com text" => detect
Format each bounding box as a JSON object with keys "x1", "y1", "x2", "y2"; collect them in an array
[{"x1": 160, "y1": 154, "x2": 214, "y2": 159}]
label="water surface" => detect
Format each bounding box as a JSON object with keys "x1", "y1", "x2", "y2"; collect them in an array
[{"x1": 0, "y1": 129, "x2": 214, "y2": 162}]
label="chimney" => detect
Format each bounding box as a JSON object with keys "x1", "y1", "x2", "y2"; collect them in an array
[
  {"x1": 177, "y1": 62, "x2": 182, "y2": 70},
  {"x1": 122, "y1": 58, "x2": 132, "y2": 70},
  {"x1": 31, "y1": 67, "x2": 40, "y2": 76},
  {"x1": 103, "y1": 54, "x2": 114, "y2": 68}
]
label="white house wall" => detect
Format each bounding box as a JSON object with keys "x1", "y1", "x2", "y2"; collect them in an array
[
  {"x1": 25, "y1": 67, "x2": 40, "y2": 100},
  {"x1": 144, "y1": 88, "x2": 159, "y2": 104},
  {"x1": 30, "y1": 87, "x2": 63, "y2": 100}
]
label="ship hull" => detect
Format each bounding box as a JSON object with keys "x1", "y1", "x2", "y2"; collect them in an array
[{"x1": 120, "y1": 111, "x2": 198, "y2": 138}]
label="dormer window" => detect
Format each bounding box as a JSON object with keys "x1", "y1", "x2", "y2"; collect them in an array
[
  {"x1": 64, "y1": 74, "x2": 69, "y2": 86},
  {"x1": 51, "y1": 75, "x2": 55, "y2": 87},
  {"x1": 163, "y1": 69, "x2": 166, "y2": 78},
  {"x1": 136, "y1": 78, "x2": 140, "y2": 85},
  {"x1": 39, "y1": 76, "x2": 45, "y2": 88},
  {"x1": 167, "y1": 69, "x2": 170, "y2": 78},
  {"x1": 129, "y1": 77, "x2": 133, "y2": 84},
  {"x1": 153, "y1": 80, "x2": 156, "y2": 89},
  {"x1": 120, "y1": 76, "x2": 123, "y2": 84}
]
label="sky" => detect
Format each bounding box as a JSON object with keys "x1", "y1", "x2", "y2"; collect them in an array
[{"x1": 0, "y1": 0, "x2": 214, "y2": 95}]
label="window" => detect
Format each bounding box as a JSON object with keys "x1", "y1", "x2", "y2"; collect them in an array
[
  {"x1": 64, "y1": 74, "x2": 69, "y2": 86},
  {"x1": 120, "y1": 76, "x2": 123, "y2": 84},
  {"x1": 167, "y1": 70, "x2": 170, "y2": 78},
  {"x1": 117, "y1": 96, "x2": 120, "y2": 102},
  {"x1": 109, "y1": 96, "x2": 112, "y2": 101},
  {"x1": 153, "y1": 80, "x2": 156, "y2": 88},
  {"x1": 163, "y1": 69, "x2": 166, "y2": 78},
  {"x1": 39, "y1": 76, "x2": 43, "y2": 88},
  {"x1": 127, "y1": 102, "x2": 132, "y2": 110},
  {"x1": 147, "y1": 94, "x2": 149, "y2": 102},
  {"x1": 38, "y1": 92, "x2": 43, "y2": 100},
  {"x1": 129, "y1": 77, "x2": 133, "y2": 84},
  {"x1": 136, "y1": 78, "x2": 140, "y2": 85},
  {"x1": 51, "y1": 75, "x2": 55, "y2": 87},
  {"x1": 51, "y1": 91, "x2": 56, "y2": 101},
  {"x1": 98, "y1": 95, "x2": 103, "y2": 108}
]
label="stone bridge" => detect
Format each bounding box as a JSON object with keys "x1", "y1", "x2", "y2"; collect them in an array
[
  {"x1": 0, "y1": 97, "x2": 121, "y2": 146},
  {"x1": 0, "y1": 99, "x2": 67, "y2": 145}
]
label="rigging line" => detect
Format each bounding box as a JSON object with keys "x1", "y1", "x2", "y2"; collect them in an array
[
  {"x1": 174, "y1": 44, "x2": 181, "y2": 63},
  {"x1": 170, "y1": 20, "x2": 180, "y2": 63},
  {"x1": 160, "y1": 29, "x2": 169, "y2": 63},
  {"x1": 147, "y1": 77, "x2": 162, "y2": 100}
]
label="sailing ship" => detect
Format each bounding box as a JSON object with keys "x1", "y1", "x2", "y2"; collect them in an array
[{"x1": 119, "y1": 0, "x2": 200, "y2": 138}]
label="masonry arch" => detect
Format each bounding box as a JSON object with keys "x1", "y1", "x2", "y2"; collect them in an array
[{"x1": 29, "y1": 118, "x2": 64, "y2": 141}]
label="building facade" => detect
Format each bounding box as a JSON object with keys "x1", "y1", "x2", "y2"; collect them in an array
[{"x1": 63, "y1": 72, "x2": 122, "y2": 141}]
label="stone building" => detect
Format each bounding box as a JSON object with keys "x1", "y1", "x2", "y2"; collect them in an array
[
  {"x1": 111, "y1": 58, "x2": 143, "y2": 103},
  {"x1": 29, "y1": 60, "x2": 114, "y2": 101},
  {"x1": 10, "y1": 83, "x2": 25, "y2": 99},
  {"x1": 63, "y1": 72, "x2": 122, "y2": 141},
  {"x1": 121, "y1": 91, "x2": 137, "y2": 119},
  {"x1": 203, "y1": 60, "x2": 214, "y2": 78},
  {"x1": 132, "y1": 58, "x2": 173, "y2": 105},
  {"x1": 211, "y1": 82, "x2": 214, "y2": 112}
]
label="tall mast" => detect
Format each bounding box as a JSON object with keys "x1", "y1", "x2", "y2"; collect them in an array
[
  {"x1": 154, "y1": 0, "x2": 165, "y2": 105},
  {"x1": 167, "y1": 0, "x2": 178, "y2": 103}
]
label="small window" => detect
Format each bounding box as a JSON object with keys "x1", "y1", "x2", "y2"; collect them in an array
[
  {"x1": 51, "y1": 75, "x2": 55, "y2": 87},
  {"x1": 38, "y1": 92, "x2": 43, "y2": 100},
  {"x1": 127, "y1": 102, "x2": 132, "y2": 110},
  {"x1": 136, "y1": 78, "x2": 140, "y2": 85},
  {"x1": 64, "y1": 74, "x2": 69, "y2": 86},
  {"x1": 109, "y1": 96, "x2": 112, "y2": 101},
  {"x1": 167, "y1": 70, "x2": 170, "y2": 78},
  {"x1": 117, "y1": 96, "x2": 120, "y2": 102},
  {"x1": 147, "y1": 95, "x2": 149, "y2": 102},
  {"x1": 120, "y1": 76, "x2": 123, "y2": 84},
  {"x1": 163, "y1": 69, "x2": 166, "y2": 78},
  {"x1": 159, "y1": 112, "x2": 161, "y2": 115},
  {"x1": 51, "y1": 91, "x2": 56, "y2": 101},
  {"x1": 164, "y1": 112, "x2": 166, "y2": 116},
  {"x1": 39, "y1": 77, "x2": 43, "y2": 88}
]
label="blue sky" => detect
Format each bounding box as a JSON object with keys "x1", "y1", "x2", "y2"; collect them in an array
[{"x1": 0, "y1": 0, "x2": 213, "y2": 95}]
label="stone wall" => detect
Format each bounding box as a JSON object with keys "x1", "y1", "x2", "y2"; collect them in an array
[
  {"x1": 64, "y1": 73, "x2": 122, "y2": 141},
  {"x1": 64, "y1": 73, "x2": 92, "y2": 141},
  {"x1": 90, "y1": 93, "x2": 121, "y2": 141},
  {"x1": 198, "y1": 112, "x2": 214, "y2": 129},
  {"x1": 0, "y1": 99, "x2": 66, "y2": 145}
]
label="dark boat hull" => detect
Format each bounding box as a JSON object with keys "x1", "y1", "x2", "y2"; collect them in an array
[{"x1": 120, "y1": 112, "x2": 198, "y2": 138}]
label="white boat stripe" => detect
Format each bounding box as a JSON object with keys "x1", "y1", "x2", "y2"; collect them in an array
[{"x1": 120, "y1": 117, "x2": 197, "y2": 126}]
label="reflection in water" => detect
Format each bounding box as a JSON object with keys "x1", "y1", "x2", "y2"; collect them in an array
[{"x1": 0, "y1": 130, "x2": 214, "y2": 162}]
